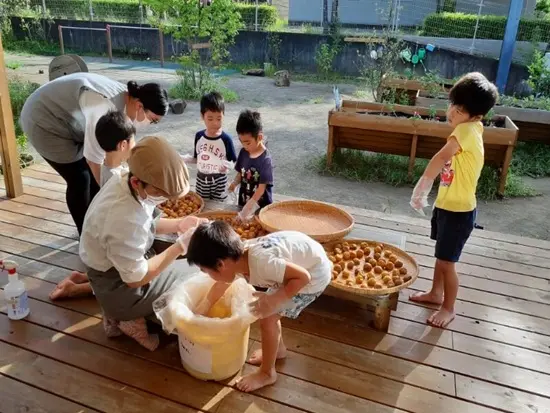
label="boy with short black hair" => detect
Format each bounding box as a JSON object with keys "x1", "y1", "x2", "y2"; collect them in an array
[
  {"x1": 193, "y1": 92, "x2": 237, "y2": 201},
  {"x1": 186, "y1": 221, "x2": 331, "y2": 392},
  {"x1": 410, "y1": 72, "x2": 498, "y2": 328},
  {"x1": 50, "y1": 109, "x2": 135, "y2": 301},
  {"x1": 229, "y1": 109, "x2": 273, "y2": 218},
  {"x1": 95, "y1": 109, "x2": 136, "y2": 186}
]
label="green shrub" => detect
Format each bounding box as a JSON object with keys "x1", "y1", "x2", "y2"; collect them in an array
[
  {"x1": 422, "y1": 12, "x2": 550, "y2": 42},
  {"x1": 25, "y1": 0, "x2": 277, "y2": 27},
  {"x1": 8, "y1": 76, "x2": 40, "y2": 154}
]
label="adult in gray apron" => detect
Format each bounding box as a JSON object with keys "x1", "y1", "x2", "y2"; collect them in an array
[
  {"x1": 80, "y1": 136, "x2": 198, "y2": 322},
  {"x1": 19, "y1": 72, "x2": 168, "y2": 235}
]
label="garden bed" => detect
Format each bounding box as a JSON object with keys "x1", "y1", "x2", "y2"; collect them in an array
[
  {"x1": 416, "y1": 94, "x2": 550, "y2": 144},
  {"x1": 327, "y1": 100, "x2": 518, "y2": 196},
  {"x1": 380, "y1": 76, "x2": 454, "y2": 105}
]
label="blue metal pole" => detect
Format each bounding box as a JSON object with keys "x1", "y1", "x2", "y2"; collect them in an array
[{"x1": 495, "y1": 0, "x2": 524, "y2": 94}]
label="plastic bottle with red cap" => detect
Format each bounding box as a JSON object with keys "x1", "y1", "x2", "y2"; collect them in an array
[{"x1": 2, "y1": 260, "x2": 30, "y2": 320}]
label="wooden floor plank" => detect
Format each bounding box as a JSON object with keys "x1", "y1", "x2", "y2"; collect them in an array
[
  {"x1": 350, "y1": 212, "x2": 550, "y2": 259},
  {"x1": 0, "y1": 342, "x2": 202, "y2": 413},
  {"x1": 0, "y1": 198, "x2": 75, "y2": 227},
  {"x1": 288, "y1": 307, "x2": 550, "y2": 399},
  {"x1": 0, "y1": 207, "x2": 77, "y2": 239},
  {"x1": 22, "y1": 169, "x2": 67, "y2": 185},
  {"x1": 0, "y1": 315, "x2": 304, "y2": 413},
  {"x1": 0, "y1": 220, "x2": 78, "y2": 254},
  {"x1": 393, "y1": 301, "x2": 550, "y2": 356},
  {"x1": 0, "y1": 233, "x2": 84, "y2": 272},
  {"x1": 0, "y1": 191, "x2": 70, "y2": 213},
  {"x1": 0, "y1": 373, "x2": 98, "y2": 413},
  {"x1": 455, "y1": 376, "x2": 550, "y2": 413},
  {"x1": 0, "y1": 288, "x2": 500, "y2": 413},
  {"x1": 0, "y1": 178, "x2": 65, "y2": 201},
  {"x1": 246, "y1": 342, "x2": 499, "y2": 413},
  {"x1": 0, "y1": 296, "x2": 409, "y2": 413}
]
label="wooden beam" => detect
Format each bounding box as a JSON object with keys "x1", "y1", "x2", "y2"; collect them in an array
[{"x1": 0, "y1": 33, "x2": 23, "y2": 198}]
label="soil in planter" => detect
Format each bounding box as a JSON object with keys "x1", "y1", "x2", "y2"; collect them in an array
[{"x1": 356, "y1": 111, "x2": 505, "y2": 128}]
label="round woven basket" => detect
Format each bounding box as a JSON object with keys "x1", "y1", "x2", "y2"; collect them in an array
[
  {"x1": 160, "y1": 191, "x2": 204, "y2": 218},
  {"x1": 258, "y1": 200, "x2": 354, "y2": 243},
  {"x1": 324, "y1": 239, "x2": 419, "y2": 296},
  {"x1": 196, "y1": 211, "x2": 267, "y2": 240}
]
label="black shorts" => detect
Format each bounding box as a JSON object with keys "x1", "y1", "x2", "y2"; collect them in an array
[{"x1": 431, "y1": 207, "x2": 476, "y2": 263}]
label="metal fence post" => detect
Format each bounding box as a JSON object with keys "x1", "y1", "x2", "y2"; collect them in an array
[
  {"x1": 106, "y1": 25, "x2": 113, "y2": 63},
  {"x1": 469, "y1": 0, "x2": 485, "y2": 54},
  {"x1": 58, "y1": 25, "x2": 64, "y2": 54},
  {"x1": 496, "y1": 0, "x2": 524, "y2": 93},
  {"x1": 255, "y1": 0, "x2": 259, "y2": 31}
]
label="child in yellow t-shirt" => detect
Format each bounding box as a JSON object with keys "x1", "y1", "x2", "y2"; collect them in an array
[{"x1": 409, "y1": 72, "x2": 498, "y2": 328}]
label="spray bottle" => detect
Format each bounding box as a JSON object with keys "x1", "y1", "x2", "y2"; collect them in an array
[{"x1": 2, "y1": 260, "x2": 30, "y2": 320}]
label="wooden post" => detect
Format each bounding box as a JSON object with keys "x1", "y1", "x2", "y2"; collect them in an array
[
  {"x1": 58, "y1": 25, "x2": 64, "y2": 55},
  {"x1": 408, "y1": 134, "x2": 418, "y2": 179},
  {"x1": 499, "y1": 144, "x2": 514, "y2": 197},
  {"x1": 0, "y1": 33, "x2": 24, "y2": 198},
  {"x1": 326, "y1": 124, "x2": 335, "y2": 167},
  {"x1": 158, "y1": 29, "x2": 164, "y2": 68},
  {"x1": 105, "y1": 25, "x2": 113, "y2": 63}
]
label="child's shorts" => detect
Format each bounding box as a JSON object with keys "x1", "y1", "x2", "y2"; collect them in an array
[
  {"x1": 267, "y1": 288, "x2": 323, "y2": 319},
  {"x1": 431, "y1": 207, "x2": 476, "y2": 263}
]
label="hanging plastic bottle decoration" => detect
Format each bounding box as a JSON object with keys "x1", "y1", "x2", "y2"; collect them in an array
[{"x1": 333, "y1": 86, "x2": 341, "y2": 110}]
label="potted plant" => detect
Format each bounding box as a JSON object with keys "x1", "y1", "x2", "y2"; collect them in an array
[{"x1": 327, "y1": 100, "x2": 518, "y2": 196}]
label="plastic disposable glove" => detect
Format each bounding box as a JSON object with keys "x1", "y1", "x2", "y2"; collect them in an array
[
  {"x1": 177, "y1": 216, "x2": 208, "y2": 234},
  {"x1": 176, "y1": 222, "x2": 205, "y2": 254},
  {"x1": 228, "y1": 183, "x2": 239, "y2": 205},
  {"x1": 180, "y1": 153, "x2": 195, "y2": 163},
  {"x1": 236, "y1": 199, "x2": 260, "y2": 222},
  {"x1": 220, "y1": 160, "x2": 235, "y2": 174},
  {"x1": 410, "y1": 177, "x2": 434, "y2": 215},
  {"x1": 248, "y1": 290, "x2": 287, "y2": 319}
]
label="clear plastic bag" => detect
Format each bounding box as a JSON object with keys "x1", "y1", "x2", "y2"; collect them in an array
[{"x1": 153, "y1": 273, "x2": 257, "y2": 380}]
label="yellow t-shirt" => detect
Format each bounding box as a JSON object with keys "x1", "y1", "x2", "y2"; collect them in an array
[{"x1": 434, "y1": 121, "x2": 484, "y2": 212}]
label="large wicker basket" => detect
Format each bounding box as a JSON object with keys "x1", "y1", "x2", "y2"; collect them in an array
[
  {"x1": 159, "y1": 191, "x2": 204, "y2": 218},
  {"x1": 258, "y1": 200, "x2": 354, "y2": 243},
  {"x1": 324, "y1": 239, "x2": 419, "y2": 296}
]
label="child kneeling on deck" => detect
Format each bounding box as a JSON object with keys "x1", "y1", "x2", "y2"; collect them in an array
[
  {"x1": 186, "y1": 222, "x2": 331, "y2": 392},
  {"x1": 409, "y1": 72, "x2": 498, "y2": 328}
]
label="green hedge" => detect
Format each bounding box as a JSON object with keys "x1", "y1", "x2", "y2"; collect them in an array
[
  {"x1": 423, "y1": 12, "x2": 550, "y2": 42},
  {"x1": 26, "y1": 0, "x2": 277, "y2": 28}
]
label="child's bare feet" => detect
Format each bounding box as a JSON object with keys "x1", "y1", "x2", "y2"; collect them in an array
[
  {"x1": 409, "y1": 291, "x2": 443, "y2": 305},
  {"x1": 49, "y1": 278, "x2": 93, "y2": 300},
  {"x1": 428, "y1": 308, "x2": 455, "y2": 328},
  {"x1": 248, "y1": 346, "x2": 287, "y2": 365},
  {"x1": 69, "y1": 271, "x2": 89, "y2": 284},
  {"x1": 236, "y1": 369, "x2": 277, "y2": 392}
]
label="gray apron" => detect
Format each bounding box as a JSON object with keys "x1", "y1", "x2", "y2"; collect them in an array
[{"x1": 87, "y1": 209, "x2": 183, "y2": 321}]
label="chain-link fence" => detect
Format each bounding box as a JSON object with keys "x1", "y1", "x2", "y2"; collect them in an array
[{"x1": 2, "y1": 0, "x2": 548, "y2": 65}]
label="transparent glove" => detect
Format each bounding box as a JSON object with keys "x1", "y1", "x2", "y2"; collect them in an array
[
  {"x1": 177, "y1": 224, "x2": 201, "y2": 254},
  {"x1": 410, "y1": 177, "x2": 434, "y2": 215},
  {"x1": 228, "y1": 183, "x2": 239, "y2": 205},
  {"x1": 177, "y1": 216, "x2": 208, "y2": 234},
  {"x1": 180, "y1": 153, "x2": 196, "y2": 163},
  {"x1": 236, "y1": 199, "x2": 260, "y2": 222},
  {"x1": 220, "y1": 160, "x2": 235, "y2": 174},
  {"x1": 248, "y1": 291, "x2": 287, "y2": 319}
]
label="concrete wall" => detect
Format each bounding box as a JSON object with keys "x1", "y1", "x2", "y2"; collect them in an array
[
  {"x1": 289, "y1": 0, "x2": 537, "y2": 27},
  {"x1": 10, "y1": 17, "x2": 528, "y2": 95}
]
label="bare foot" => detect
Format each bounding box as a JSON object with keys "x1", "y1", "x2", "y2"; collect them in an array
[
  {"x1": 236, "y1": 369, "x2": 277, "y2": 392},
  {"x1": 248, "y1": 346, "x2": 288, "y2": 366},
  {"x1": 427, "y1": 308, "x2": 455, "y2": 328},
  {"x1": 69, "y1": 271, "x2": 89, "y2": 284},
  {"x1": 409, "y1": 291, "x2": 443, "y2": 305},
  {"x1": 49, "y1": 279, "x2": 93, "y2": 300}
]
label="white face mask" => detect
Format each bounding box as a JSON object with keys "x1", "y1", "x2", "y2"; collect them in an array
[
  {"x1": 142, "y1": 190, "x2": 167, "y2": 207},
  {"x1": 134, "y1": 116, "x2": 151, "y2": 131}
]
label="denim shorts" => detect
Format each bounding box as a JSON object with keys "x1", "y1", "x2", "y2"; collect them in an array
[
  {"x1": 266, "y1": 288, "x2": 323, "y2": 319},
  {"x1": 431, "y1": 207, "x2": 476, "y2": 263}
]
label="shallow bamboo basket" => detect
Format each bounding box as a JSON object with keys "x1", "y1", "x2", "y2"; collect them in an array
[
  {"x1": 258, "y1": 200, "x2": 354, "y2": 243},
  {"x1": 159, "y1": 191, "x2": 204, "y2": 218},
  {"x1": 323, "y1": 239, "x2": 419, "y2": 296},
  {"x1": 196, "y1": 211, "x2": 267, "y2": 240}
]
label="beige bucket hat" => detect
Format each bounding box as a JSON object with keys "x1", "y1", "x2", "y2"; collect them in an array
[{"x1": 128, "y1": 136, "x2": 190, "y2": 198}]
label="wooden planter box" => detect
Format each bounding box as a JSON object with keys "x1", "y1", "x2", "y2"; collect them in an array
[
  {"x1": 380, "y1": 76, "x2": 453, "y2": 106},
  {"x1": 327, "y1": 100, "x2": 519, "y2": 196},
  {"x1": 416, "y1": 94, "x2": 550, "y2": 144}
]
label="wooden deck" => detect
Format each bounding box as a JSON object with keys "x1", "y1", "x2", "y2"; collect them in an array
[{"x1": 2, "y1": 163, "x2": 550, "y2": 413}]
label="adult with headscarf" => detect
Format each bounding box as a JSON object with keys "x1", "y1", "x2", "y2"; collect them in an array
[
  {"x1": 20, "y1": 72, "x2": 168, "y2": 235},
  {"x1": 80, "y1": 136, "x2": 204, "y2": 349}
]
